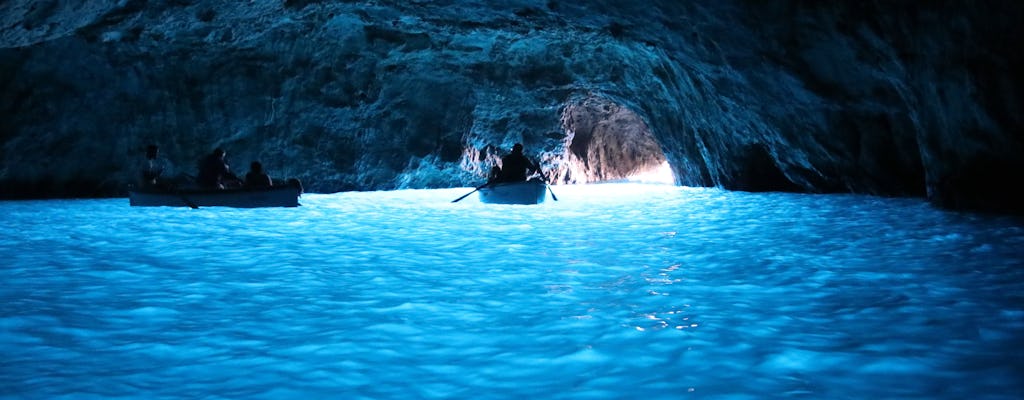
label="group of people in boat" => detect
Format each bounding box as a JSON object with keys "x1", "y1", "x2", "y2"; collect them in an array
[
  {"x1": 488, "y1": 143, "x2": 542, "y2": 184},
  {"x1": 195, "y1": 147, "x2": 272, "y2": 189},
  {"x1": 139, "y1": 142, "x2": 543, "y2": 192},
  {"x1": 139, "y1": 144, "x2": 273, "y2": 191}
]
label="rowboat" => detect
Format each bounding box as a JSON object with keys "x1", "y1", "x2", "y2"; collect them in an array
[
  {"x1": 129, "y1": 179, "x2": 302, "y2": 208},
  {"x1": 478, "y1": 180, "x2": 547, "y2": 205}
]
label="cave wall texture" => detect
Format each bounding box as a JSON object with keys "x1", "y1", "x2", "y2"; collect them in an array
[{"x1": 1, "y1": 0, "x2": 1021, "y2": 214}]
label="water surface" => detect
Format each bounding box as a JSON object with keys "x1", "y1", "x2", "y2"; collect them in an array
[{"x1": 2, "y1": 184, "x2": 1022, "y2": 399}]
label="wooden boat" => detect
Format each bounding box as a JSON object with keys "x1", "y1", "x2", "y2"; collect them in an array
[
  {"x1": 478, "y1": 180, "x2": 547, "y2": 205},
  {"x1": 129, "y1": 179, "x2": 303, "y2": 208}
]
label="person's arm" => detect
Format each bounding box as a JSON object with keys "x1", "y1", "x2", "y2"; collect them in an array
[
  {"x1": 223, "y1": 163, "x2": 241, "y2": 181},
  {"x1": 154, "y1": 159, "x2": 166, "y2": 178},
  {"x1": 160, "y1": 158, "x2": 172, "y2": 178},
  {"x1": 142, "y1": 160, "x2": 161, "y2": 180}
]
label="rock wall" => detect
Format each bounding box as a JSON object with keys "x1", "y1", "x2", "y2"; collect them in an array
[{"x1": 1, "y1": 0, "x2": 1021, "y2": 214}]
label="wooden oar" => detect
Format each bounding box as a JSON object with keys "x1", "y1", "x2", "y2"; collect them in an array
[
  {"x1": 174, "y1": 188, "x2": 197, "y2": 209},
  {"x1": 451, "y1": 182, "x2": 491, "y2": 203},
  {"x1": 169, "y1": 184, "x2": 198, "y2": 209},
  {"x1": 537, "y1": 170, "x2": 558, "y2": 201},
  {"x1": 178, "y1": 192, "x2": 198, "y2": 209}
]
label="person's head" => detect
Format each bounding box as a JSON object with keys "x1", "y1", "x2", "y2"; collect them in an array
[
  {"x1": 146, "y1": 145, "x2": 158, "y2": 159},
  {"x1": 512, "y1": 143, "x2": 523, "y2": 154},
  {"x1": 250, "y1": 161, "x2": 262, "y2": 172},
  {"x1": 213, "y1": 148, "x2": 225, "y2": 158}
]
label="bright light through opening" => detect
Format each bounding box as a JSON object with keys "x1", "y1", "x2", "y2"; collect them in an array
[
  {"x1": 625, "y1": 161, "x2": 676, "y2": 185},
  {"x1": 557, "y1": 95, "x2": 673, "y2": 185}
]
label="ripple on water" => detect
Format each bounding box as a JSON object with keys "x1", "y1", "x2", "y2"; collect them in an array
[{"x1": 0, "y1": 184, "x2": 1022, "y2": 399}]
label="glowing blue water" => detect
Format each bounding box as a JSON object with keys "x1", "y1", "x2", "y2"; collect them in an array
[{"x1": 2, "y1": 184, "x2": 1022, "y2": 399}]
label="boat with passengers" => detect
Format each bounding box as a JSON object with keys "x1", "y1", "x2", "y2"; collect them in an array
[{"x1": 129, "y1": 179, "x2": 303, "y2": 208}]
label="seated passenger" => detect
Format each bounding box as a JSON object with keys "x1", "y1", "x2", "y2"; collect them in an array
[
  {"x1": 488, "y1": 166, "x2": 502, "y2": 183},
  {"x1": 197, "y1": 148, "x2": 241, "y2": 189},
  {"x1": 139, "y1": 144, "x2": 168, "y2": 189},
  {"x1": 245, "y1": 161, "x2": 273, "y2": 188}
]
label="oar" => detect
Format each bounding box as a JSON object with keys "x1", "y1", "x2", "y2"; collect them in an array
[
  {"x1": 179, "y1": 193, "x2": 198, "y2": 209},
  {"x1": 168, "y1": 183, "x2": 198, "y2": 209},
  {"x1": 537, "y1": 170, "x2": 558, "y2": 201},
  {"x1": 176, "y1": 189, "x2": 199, "y2": 209},
  {"x1": 451, "y1": 182, "x2": 491, "y2": 203}
]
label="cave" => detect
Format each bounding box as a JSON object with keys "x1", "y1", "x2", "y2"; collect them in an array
[
  {"x1": 0, "y1": 1, "x2": 1020, "y2": 214},
  {"x1": 2, "y1": 2, "x2": 1024, "y2": 397},
  {"x1": 557, "y1": 96, "x2": 673, "y2": 185}
]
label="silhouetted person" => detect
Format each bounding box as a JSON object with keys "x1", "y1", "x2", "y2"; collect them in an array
[
  {"x1": 245, "y1": 161, "x2": 273, "y2": 188},
  {"x1": 197, "y1": 148, "x2": 240, "y2": 189},
  {"x1": 497, "y1": 143, "x2": 538, "y2": 182},
  {"x1": 488, "y1": 165, "x2": 502, "y2": 183},
  {"x1": 139, "y1": 144, "x2": 169, "y2": 189}
]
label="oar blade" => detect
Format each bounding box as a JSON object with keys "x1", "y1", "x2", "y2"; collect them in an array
[{"x1": 547, "y1": 185, "x2": 558, "y2": 202}]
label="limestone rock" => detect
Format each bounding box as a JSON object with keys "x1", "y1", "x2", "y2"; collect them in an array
[{"x1": 0, "y1": 1, "x2": 1020, "y2": 214}]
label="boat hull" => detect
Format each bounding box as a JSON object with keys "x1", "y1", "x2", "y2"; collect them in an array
[
  {"x1": 129, "y1": 184, "x2": 301, "y2": 208},
  {"x1": 478, "y1": 181, "x2": 547, "y2": 205}
]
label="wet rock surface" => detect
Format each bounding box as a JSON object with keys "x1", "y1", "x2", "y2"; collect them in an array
[{"x1": 1, "y1": 1, "x2": 1021, "y2": 214}]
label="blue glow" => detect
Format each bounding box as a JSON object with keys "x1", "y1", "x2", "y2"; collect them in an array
[{"x1": 1, "y1": 184, "x2": 1022, "y2": 398}]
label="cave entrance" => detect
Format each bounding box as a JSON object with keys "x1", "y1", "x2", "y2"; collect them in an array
[{"x1": 557, "y1": 96, "x2": 673, "y2": 184}]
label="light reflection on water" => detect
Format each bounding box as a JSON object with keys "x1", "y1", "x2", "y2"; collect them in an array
[{"x1": 1, "y1": 184, "x2": 1023, "y2": 399}]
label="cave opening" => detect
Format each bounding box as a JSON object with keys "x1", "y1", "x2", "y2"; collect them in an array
[{"x1": 557, "y1": 96, "x2": 673, "y2": 184}]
